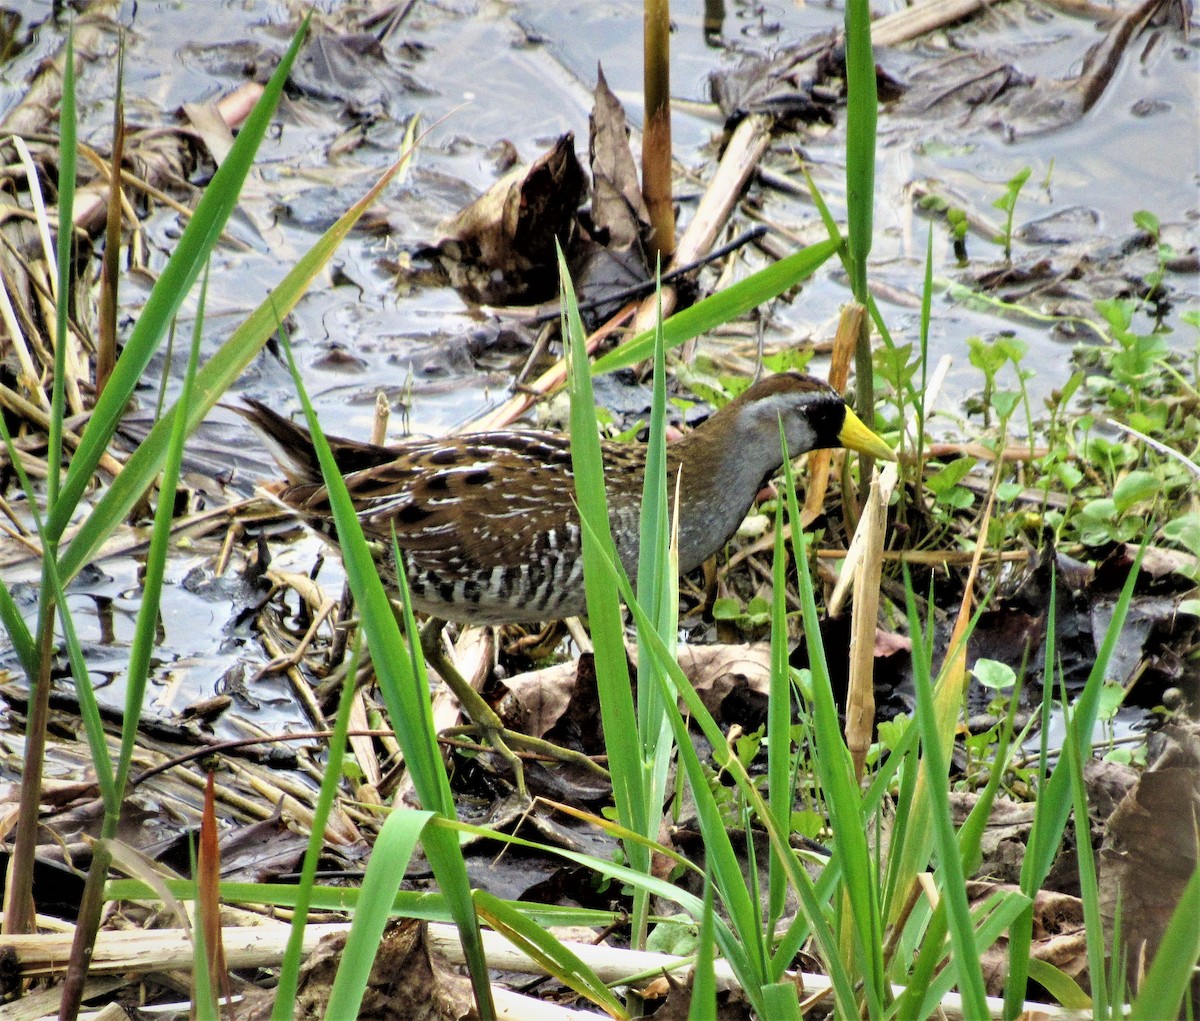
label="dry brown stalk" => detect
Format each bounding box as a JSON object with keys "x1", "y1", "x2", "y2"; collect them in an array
[
  {"x1": 642, "y1": 0, "x2": 676, "y2": 264},
  {"x1": 630, "y1": 112, "x2": 774, "y2": 353}
]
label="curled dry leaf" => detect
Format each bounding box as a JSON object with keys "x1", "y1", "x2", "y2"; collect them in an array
[{"x1": 432, "y1": 133, "x2": 586, "y2": 304}]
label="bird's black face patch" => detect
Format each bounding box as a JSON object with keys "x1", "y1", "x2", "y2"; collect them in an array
[{"x1": 805, "y1": 396, "x2": 848, "y2": 450}]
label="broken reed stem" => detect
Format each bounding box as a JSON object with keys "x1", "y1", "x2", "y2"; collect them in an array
[
  {"x1": 0, "y1": 923, "x2": 1092, "y2": 1020},
  {"x1": 371, "y1": 390, "x2": 390, "y2": 445},
  {"x1": 0, "y1": 382, "x2": 124, "y2": 479},
  {"x1": 845, "y1": 468, "x2": 886, "y2": 780},
  {"x1": 0, "y1": 271, "x2": 49, "y2": 411},
  {"x1": 463, "y1": 303, "x2": 636, "y2": 432},
  {"x1": 3, "y1": 614, "x2": 57, "y2": 935},
  {"x1": 804, "y1": 303, "x2": 864, "y2": 527},
  {"x1": 631, "y1": 111, "x2": 774, "y2": 349}
]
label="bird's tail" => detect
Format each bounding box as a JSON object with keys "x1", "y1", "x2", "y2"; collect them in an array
[
  {"x1": 235, "y1": 399, "x2": 324, "y2": 486},
  {"x1": 235, "y1": 399, "x2": 403, "y2": 486}
]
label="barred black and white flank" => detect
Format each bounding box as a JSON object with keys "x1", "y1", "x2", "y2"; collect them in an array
[{"x1": 238, "y1": 373, "x2": 894, "y2": 624}]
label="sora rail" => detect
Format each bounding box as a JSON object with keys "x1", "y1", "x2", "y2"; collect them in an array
[{"x1": 240, "y1": 372, "x2": 894, "y2": 624}]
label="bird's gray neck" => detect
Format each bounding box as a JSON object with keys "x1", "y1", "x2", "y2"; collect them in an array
[{"x1": 671, "y1": 404, "x2": 788, "y2": 573}]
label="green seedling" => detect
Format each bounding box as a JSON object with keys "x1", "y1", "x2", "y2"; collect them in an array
[{"x1": 992, "y1": 165, "x2": 1032, "y2": 262}]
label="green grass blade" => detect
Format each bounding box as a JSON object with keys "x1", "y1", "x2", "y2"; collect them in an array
[
  {"x1": 0, "y1": 401, "x2": 40, "y2": 671},
  {"x1": 0, "y1": 411, "x2": 116, "y2": 809},
  {"x1": 47, "y1": 566, "x2": 114, "y2": 806},
  {"x1": 454, "y1": 816, "x2": 770, "y2": 1010},
  {"x1": 1007, "y1": 552, "x2": 1143, "y2": 1016},
  {"x1": 957, "y1": 666, "x2": 1024, "y2": 878},
  {"x1": 780, "y1": 446, "x2": 886, "y2": 1012},
  {"x1": 767, "y1": 505, "x2": 790, "y2": 929},
  {"x1": 278, "y1": 337, "x2": 449, "y2": 807},
  {"x1": 106, "y1": 877, "x2": 621, "y2": 929},
  {"x1": 577, "y1": 535, "x2": 770, "y2": 1009},
  {"x1": 591, "y1": 238, "x2": 839, "y2": 374},
  {"x1": 560, "y1": 248, "x2": 647, "y2": 870},
  {"x1": 876, "y1": 720, "x2": 919, "y2": 917},
  {"x1": 46, "y1": 24, "x2": 75, "y2": 512},
  {"x1": 1025, "y1": 959, "x2": 1092, "y2": 1011},
  {"x1": 1006, "y1": 570, "x2": 1059, "y2": 1015},
  {"x1": 325, "y1": 808, "x2": 436, "y2": 1019},
  {"x1": 47, "y1": 17, "x2": 310, "y2": 543},
  {"x1": 632, "y1": 272, "x2": 678, "y2": 949},
  {"x1": 885, "y1": 575, "x2": 994, "y2": 927},
  {"x1": 0, "y1": 582, "x2": 34, "y2": 678},
  {"x1": 636, "y1": 272, "x2": 669, "y2": 651},
  {"x1": 575, "y1": 506, "x2": 858, "y2": 1015},
  {"x1": 273, "y1": 635, "x2": 363, "y2": 1020},
  {"x1": 113, "y1": 270, "x2": 206, "y2": 806},
  {"x1": 277, "y1": 336, "x2": 494, "y2": 1020},
  {"x1": 843, "y1": 0, "x2": 877, "y2": 303},
  {"x1": 896, "y1": 566, "x2": 988, "y2": 1018},
  {"x1": 1060, "y1": 679, "x2": 1108, "y2": 1020},
  {"x1": 688, "y1": 872, "x2": 718, "y2": 1021},
  {"x1": 916, "y1": 224, "x2": 934, "y2": 466},
  {"x1": 474, "y1": 891, "x2": 630, "y2": 1019},
  {"x1": 762, "y1": 982, "x2": 803, "y2": 1021},
  {"x1": 906, "y1": 889, "x2": 1031, "y2": 1019},
  {"x1": 843, "y1": 0, "x2": 878, "y2": 428},
  {"x1": 890, "y1": 897, "x2": 948, "y2": 1019}
]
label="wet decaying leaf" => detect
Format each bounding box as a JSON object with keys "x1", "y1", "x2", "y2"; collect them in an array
[
  {"x1": 892, "y1": 0, "x2": 1177, "y2": 138},
  {"x1": 708, "y1": 42, "x2": 844, "y2": 128},
  {"x1": 944, "y1": 775, "x2": 1187, "y2": 997},
  {"x1": 570, "y1": 66, "x2": 653, "y2": 323},
  {"x1": 464, "y1": 846, "x2": 594, "y2": 905},
  {"x1": 497, "y1": 659, "x2": 578, "y2": 743},
  {"x1": 288, "y1": 29, "x2": 433, "y2": 115},
  {"x1": 951, "y1": 792, "x2": 1037, "y2": 885},
  {"x1": 586, "y1": 67, "x2": 651, "y2": 255},
  {"x1": 419, "y1": 65, "x2": 684, "y2": 314},
  {"x1": 949, "y1": 759, "x2": 1136, "y2": 900},
  {"x1": 210, "y1": 806, "x2": 313, "y2": 885},
  {"x1": 1100, "y1": 722, "x2": 1200, "y2": 1008},
  {"x1": 970, "y1": 881, "x2": 1088, "y2": 997},
  {"x1": 1091, "y1": 546, "x2": 1200, "y2": 710},
  {"x1": 871, "y1": 546, "x2": 1200, "y2": 726},
  {"x1": 241, "y1": 919, "x2": 474, "y2": 1021},
  {"x1": 512, "y1": 803, "x2": 620, "y2": 862},
  {"x1": 430, "y1": 132, "x2": 587, "y2": 305},
  {"x1": 500, "y1": 644, "x2": 774, "y2": 743},
  {"x1": 641, "y1": 967, "x2": 755, "y2": 1021}
]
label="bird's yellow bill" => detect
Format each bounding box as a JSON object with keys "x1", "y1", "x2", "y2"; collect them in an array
[{"x1": 839, "y1": 408, "x2": 897, "y2": 462}]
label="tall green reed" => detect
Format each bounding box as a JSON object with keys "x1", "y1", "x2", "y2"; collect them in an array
[{"x1": 844, "y1": 0, "x2": 879, "y2": 463}]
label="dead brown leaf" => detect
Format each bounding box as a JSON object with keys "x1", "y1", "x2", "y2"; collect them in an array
[
  {"x1": 1100, "y1": 722, "x2": 1200, "y2": 1002},
  {"x1": 588, "y1": 66, "x2": 650, "y2": 254},
  {"x1": 242, "y1": 919, "x2": 475, "y2": 1020},
  {"x1": 433, "y1": 133, "x2": 586, "y2": 304},
  {"x1": 967, "y1": 880, "x2": 1087, "y2": 997}
]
